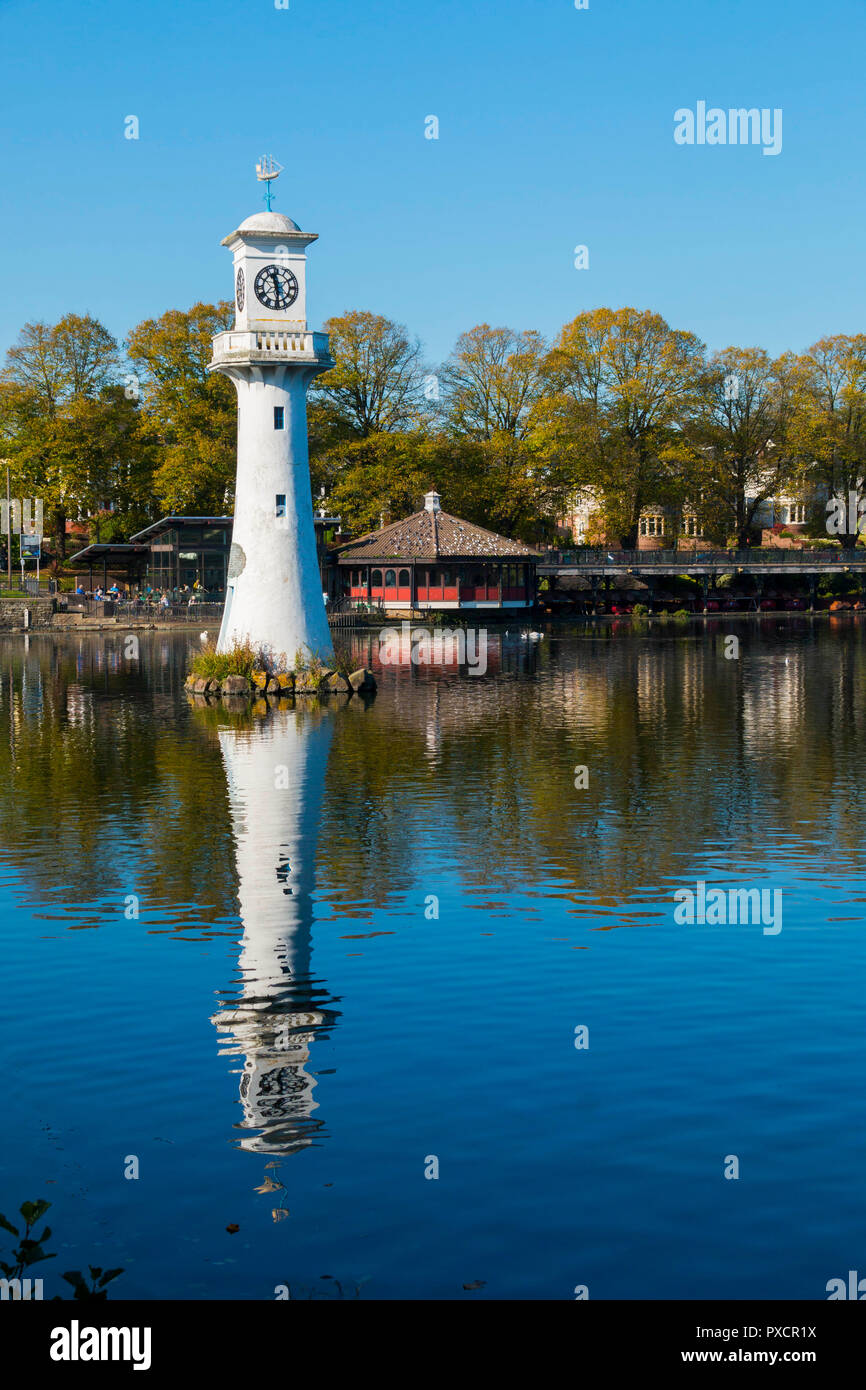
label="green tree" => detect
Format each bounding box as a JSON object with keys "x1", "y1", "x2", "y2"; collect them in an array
[{"x1": 327, "y1": 432, "x2": 434, "y2": 535}]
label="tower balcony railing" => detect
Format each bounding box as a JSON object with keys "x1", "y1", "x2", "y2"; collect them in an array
[{"x1": 209, "y1": 328, "x2": 333, "y2": 367}]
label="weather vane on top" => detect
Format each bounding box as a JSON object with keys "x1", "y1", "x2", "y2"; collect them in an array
[{"x1": 255, "y1": 155, "x2": 283, "y2": 212}]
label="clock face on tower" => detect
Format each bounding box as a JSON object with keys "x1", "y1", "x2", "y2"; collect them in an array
[
  {"x1": 235, "y1": 267, "x2": 245, "y2": 312},
  {"x1": 254, "y1": 264, "x2": 299, "y2": 311}
]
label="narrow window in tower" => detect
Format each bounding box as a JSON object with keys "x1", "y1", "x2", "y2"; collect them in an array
[
  {"x1": 275, "y1": 495, "x2": 286, "y2": 519},
  {"x1": 273, "y1": 406, "x2": 285, "y2": 430}
]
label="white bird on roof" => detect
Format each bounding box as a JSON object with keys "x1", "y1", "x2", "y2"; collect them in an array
[{"x1": 200, "y1": 632, "x2": 209, "y2": 642}]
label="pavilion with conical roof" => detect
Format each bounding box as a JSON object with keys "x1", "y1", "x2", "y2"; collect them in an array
[{"x1": 335, "y1": 491, "x2": 537, "y2": 611}]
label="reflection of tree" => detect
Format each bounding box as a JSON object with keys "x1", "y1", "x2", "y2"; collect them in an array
[
  {"x1": 0, "y1": 635, "x2": 235, "y2": 926},
  {"x1": 320, "y1": 623, "x2": 866, "y2": 914},
  {"x1": 3, "y1": 621, "x2": 866, "y2": 1169},
  {"x1": 4, "y1": 624, "x2": 866, "y2": 936}
]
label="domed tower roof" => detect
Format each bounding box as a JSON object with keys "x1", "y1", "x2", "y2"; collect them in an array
[
  {"x1": 237, "y1": 211, "x2": 301, "y2": 234},
  {"x1": 221, "y1": 210, "x2": 316, "y2": 249}
]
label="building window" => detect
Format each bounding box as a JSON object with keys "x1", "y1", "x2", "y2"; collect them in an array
[
  {"x1": 682, "y1": 514, "x2": 702, "y2": 538},
  {"x1": 398, "y1": 569, "x2": 410, "y2": 587},
  {"x1": 789, "y1": 504, "x2": 806, "y2": 524},
  {"x1": 371, "y1": 569, "x2": 383, "y2": 588},
  {"x1": 440, "y1": 569, "x2": 452, "y2": 586},
  {"x1": 274, "y1": 406, "x2": 285, "y2": 430},
  {"x1": 384, "y1": 569, "x2": 396, "y2": 587},
  {"x1": 275, "y1": 494, "x2": 286, "y2": 519}
]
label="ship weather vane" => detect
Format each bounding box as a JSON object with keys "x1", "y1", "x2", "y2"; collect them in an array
[{"x1": 256, "y1": 155, "x2": 283, "y2": 212}]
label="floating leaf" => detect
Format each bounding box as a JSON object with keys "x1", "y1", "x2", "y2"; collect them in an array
[
  {"x1": 462, "y1": 1280, "x2": 486, "y2": 1291},
  {"x1": 271, "y1": 1208, "x2": 289, "y2": 1223},
  {"x1": 225, "y1": 1224, "x2": 240, "y2": 1234}
]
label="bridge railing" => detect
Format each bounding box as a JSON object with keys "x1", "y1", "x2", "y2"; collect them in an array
[{"x1": 538, "y1": 548, "x2": 863, "y2": 567}]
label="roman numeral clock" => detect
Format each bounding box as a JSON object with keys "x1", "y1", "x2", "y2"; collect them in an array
[
  {"x1": 254, "y1": 264, "x2": 299, "y2": 311},
  {"x1": 209, "y1": 158, "x2": 335, "y2": 665}
]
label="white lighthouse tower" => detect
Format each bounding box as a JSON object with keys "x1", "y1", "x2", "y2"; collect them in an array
[{"x1": 210, "y1": 161, "x2": 334, "y2": 665}]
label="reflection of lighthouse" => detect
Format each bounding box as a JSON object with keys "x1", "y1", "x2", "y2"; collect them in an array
[{"x1": 212, "y1": 708, "x2": 338, "y2": 1155}]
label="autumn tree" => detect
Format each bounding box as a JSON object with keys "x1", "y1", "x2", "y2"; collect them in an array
[
  {"x1": 787, "y1": 335, "x2": 866, "y2": 542},
  {"x1": 313, "y1": 311, "x2": 428, "y2": 438},
  {"x1": 1, "y1": 314, "x2": 124, "y2": 560},
  {"x1": 545, "y1": 308, "x2": 705, "y2": 547},
  {"x1": 4, "y1": 314, "x2": 119, "y2": 409},
  {"x1": 125, "y1": 302, "x2": 236, "y2": 515},
  {"x1": 438, "y1": 324, "x2": 548, "y2": 441},
  {"x1": 688, "y1": 347, "x2": 796, "y2": 546},
  {"x1": 430, "y1": 324, "x2": 568, "y2": 539}
]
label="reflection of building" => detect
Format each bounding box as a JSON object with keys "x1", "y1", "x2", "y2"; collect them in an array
[
  {"x1": 211, "y1": 709, "x2": 338, "y2": 1155},
  {"x1": 336, "y1": 490, "x2": 537, "y2": 611},
  {"x1": 742, "y1": 652, "x2": 804, "y2": 749}
]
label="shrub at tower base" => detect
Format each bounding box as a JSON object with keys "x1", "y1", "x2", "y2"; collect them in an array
[{"x1": 186, "y1": 636, "x2": 375, "y2": 699}]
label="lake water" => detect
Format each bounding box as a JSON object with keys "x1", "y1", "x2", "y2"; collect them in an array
[{"x1": 1, "y1": 619, "x2": 864, "y2": 1300}]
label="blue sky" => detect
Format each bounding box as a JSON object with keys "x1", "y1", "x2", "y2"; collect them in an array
[{"x1": 0, "y1": 0, "x2": 863, "y2": 368}]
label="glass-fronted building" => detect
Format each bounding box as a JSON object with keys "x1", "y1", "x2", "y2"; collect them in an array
[
  {"x1": 71, "y1": 514, "x2": 341, "y2": 600},
  {"x1": 129, "y1": 517, "x2": 233, "y2": 594},
  {"x1": 69, "y1": 516, "x2": 232, "y2": 596}
]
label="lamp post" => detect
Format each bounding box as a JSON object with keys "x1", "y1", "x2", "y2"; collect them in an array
[{"x1": 4, "y1": 463, "x2": 10, "y2": 592}]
